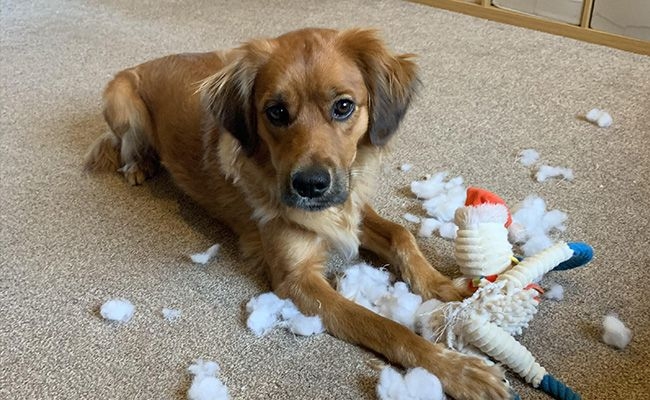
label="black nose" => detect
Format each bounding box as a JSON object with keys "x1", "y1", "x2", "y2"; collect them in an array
[{"x1": 291, "y1": 167, "x2": 331, "y2": 198}]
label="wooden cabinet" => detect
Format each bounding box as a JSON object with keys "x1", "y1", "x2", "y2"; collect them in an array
[{"x1": 413, "y1": 0, "x2": 650, "y2": 55}]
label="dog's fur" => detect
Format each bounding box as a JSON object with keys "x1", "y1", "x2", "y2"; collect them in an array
[{"x1": 85, "y1": 28, "x2": 509, "y2": 399}]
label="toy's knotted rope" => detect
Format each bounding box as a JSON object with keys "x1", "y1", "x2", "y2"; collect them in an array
[
  {"x1": 432, "y1": 280, "x2": 508, "y2": 350},
  {"x1": 539, "y1": 374, "x2": 582, "y2": 400}
]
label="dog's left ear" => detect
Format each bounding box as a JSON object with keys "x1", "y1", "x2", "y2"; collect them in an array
[{"x1": 337, "y1": 29, "x2": 420, "y2": 146}]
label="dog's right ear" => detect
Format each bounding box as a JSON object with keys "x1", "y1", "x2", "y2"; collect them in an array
[{"x1": 200, "y1": 42, "x2": 273, "y2": 155}]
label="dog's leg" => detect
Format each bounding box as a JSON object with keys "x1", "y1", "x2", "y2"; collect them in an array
[
  {"x1": 360, "y1": 205, "x2": 468, "y2": 301},
  {"x1": 85, "y1": 70, "x2": 158, "y2": 185},
  {"x1": 264, "y1": 224, "x2": 509, "y2": 400}
]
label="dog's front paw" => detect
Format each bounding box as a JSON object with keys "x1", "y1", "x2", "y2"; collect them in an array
[
  {"x1": 438, "y1": 350, "x2": 510, "y2": 400},
  {"x1": 424, "y1": 281, "x2": 466, "y2": 302}
]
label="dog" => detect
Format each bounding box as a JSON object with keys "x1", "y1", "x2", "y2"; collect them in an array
[{"x1": 84, "y1": 28, "x2": 510, "y2": 399}]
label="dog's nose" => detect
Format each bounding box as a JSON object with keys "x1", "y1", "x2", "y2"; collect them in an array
[{"x1": 291, "y1": 167, "x2": 331, "y2": 198}]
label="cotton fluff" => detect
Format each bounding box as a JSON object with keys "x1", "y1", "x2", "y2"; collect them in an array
[
  {"x1": 438, "y1": 222, "x2": 458, "y2": 240},
  {"x1": 162, "y1": 307, "x2": 182, "y2": 321},
  {"x1": 602, "y1": 314, "x2": 632, "y2": 350},
  {"x1": 337, "y1": 263, "x2": 392, "y2": 311},
  {"x1": 418, "y1": 218, "x2": 442, "y2": 238},
  {"x1": 100, "y1": 298, "x2": 135, "y2": 323},
  {"x1": 245, "y1": 292, "x2": 324, "y2": 337},
  {"x1": 519, "y1": 149, "x2": 540, "y2": 167},
  {"x1": 403, "y1": 213, "x2": 421, "y2": 223},
  {"x1": 187, "y1": 359, "x2": 229, "y2": 400},
  {"x1": 543, "y1": 284, "x2": 564, "y2": 301},
  {"x1": 411, "y1": 173, "x2": 465, "y2": 240},
  {"x1": 191, "y1": 244, "x2": 220, "y2": 265},
  {"x1": 377, "y1": 367, "x2": 444, "y2": 400},
  {"x1": 536, "y1": 165, "x2": 574, "y2": 182},
  {"x1": 400, "y1": 164, "x2": 413, "y2": 172},
  {"x1": 586, "y1": 108, "x2": 613, "y2": 128},
  {"x1": 509, "y1": 195, "x2": 567, "y2": 256},
  {"x1": 338, "y1": 263, "x2": 423, "y2": 330}
]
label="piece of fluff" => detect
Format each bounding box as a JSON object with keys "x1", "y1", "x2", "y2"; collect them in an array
[
  {"x1": 403, "y1": 213, "x2": 421, "y2": 223},
  {"x1": 245, "y1": 292, "x2": 324, "y2": 337},
  {"x1": 191, "y1": 244, "x2": 221, "y2": 265},
  {"x1": 377, "y1": 366, "x2": 444, "y2": 400},
  {"x1": 586, "y1": 108, "x2": 613, "y2": 128},
  {"x1": 100, "y1": 298, "x2": 135, "y2": 323},
  {"x1": 162, "y1": 307, "x2": 182, "y2": 322},
  {"x1": 400, "y1": 164, "x2": 413, "y2": 172},
  {"x1": 602, "y1": 314, "x2": 632, "y2": 350},
  {"x1": 536, "y1": 165, "x2": 574, "y2": 182},
  {"x1": 338, "y1": 263, "x2": 423, "y2": 330},
  {"x1": 411, "y1": 173, "x2": 465, "y2": 240},
  {"x1": 519, "y1": 149, "x2": 540, "y2": 167},
  {"x1": 418, "y1": 218, "x2": 442, "y2": 238},
  {"x1": 438, "y1": 222, "x2": 458, "y2": 240},
  {"x1": 187, "y1": 359, "x2": 229, "y2": 400},
  {"x1": 543, "y1": 284, "x2": 564, "y2": 301},
  {"x1": 509, "y1": 195, "x2": 567, "y2": 256}
]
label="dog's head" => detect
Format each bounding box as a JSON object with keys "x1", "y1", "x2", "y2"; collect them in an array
[{"x1": 202, "y1": 28, "x2": 419, "y2": 211}]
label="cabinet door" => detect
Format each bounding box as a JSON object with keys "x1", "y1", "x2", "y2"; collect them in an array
[{"x1": 591, "y1": 0, "x2": 650, "y2": 41}]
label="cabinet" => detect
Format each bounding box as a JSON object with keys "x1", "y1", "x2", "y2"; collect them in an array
[{"x1": 413, "y1": 0, "x2": 650, "y2": 55}]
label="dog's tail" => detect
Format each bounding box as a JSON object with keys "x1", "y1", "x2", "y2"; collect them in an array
[
  {"x1": 83, "y1": 131, "x2": 120, "y2": 172},
  {"x1": 84, "y1": 70, "x2": 154, "y2": 173}
]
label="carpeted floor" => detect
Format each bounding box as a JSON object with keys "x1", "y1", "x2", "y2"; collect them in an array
[{"x1": 1, "y1": 0, "x2": 648, "y2": 399}]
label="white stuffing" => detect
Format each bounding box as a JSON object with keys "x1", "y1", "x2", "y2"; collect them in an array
[
  {"x1": 338, "y1": 263, "x2": 392, "y2": 311},
  {"x1": 403, "y1": 213, "x2": 421, "y2": 223},
  {"x1": 187, "y1": 359, "x2": 229, "y2": 400},
  {"x1": 338, "y1": 263, "x2": 423, "y2": 330},
  {"x1": 411, "y1": 173, "x2": 465, "y2": 240},
  {"x1": 602, "y1": 314, "x2": 632, "y2": 350},
  {"x1": 509, "y1": 195, "x2": 567, "y2": 256},
  {"x1": 248, "y1": 264, "x2": 443, "y2": 397},
  {"x1": 438, "y1": 222, "x2": 458, "y2": 240},
  {"x1": 400, "y1": 164, "x2": 413, "y2": 172},
  {"x1": 162, "y1": 307, "x2": 182, "y2": 322},
  {"x1": 536, "y1": 165, "x2": 574, "y2": 182},
  {"x1": 585, "y1": 108, "x2": 601, "y2": 122},
  {"x1": 518, "y1": 149, "x2": 540, "y2": 167},
  {"x1": 191, "y1": 244, "x2": 221, "y2": 265},
  {"x1": 410, "y1": 172, "x2": 449, "y2": 200},
  {"x1": 418, "y1": 218, "x2": 442, "y2": 238},
  {"x1": 377, "y1": 366, "x2": 445, "y2": 400},
  {"x1": 543, "y1": 284, "x2": 564, "y2": 301},
  {"x1": 100, "y1": 298, "x2": 135, "y2": 323},
  {"x1": 245, "y1": 292, "x2": 324, "y2": 337},
  {"x1": 596, "y1": 111, "x2": 613, "y2": 128},
  {"x1": 586, "y1": 108, "x2": 613, "y2": 128}
]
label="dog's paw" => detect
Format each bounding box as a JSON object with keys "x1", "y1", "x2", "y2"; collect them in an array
[
  {"x1": 441, "y1": 352, "x2": 510, "y2": 400},
  {"x1": 119, "y1": 163, "x2": 147, "y2": 185},
  {"x1": 426, "y1": 281, "x2": 466, "y2": 302},
  {"x1": 118, "y1": 160, "x2": 157, "y2": 186}
]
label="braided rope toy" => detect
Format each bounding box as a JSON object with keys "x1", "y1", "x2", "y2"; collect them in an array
[{"x1": 417, "y1": 188, "x2": 591, "y2": 400}]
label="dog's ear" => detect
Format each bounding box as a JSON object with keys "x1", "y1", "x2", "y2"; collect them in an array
[
  {"x1": 200, "y1": 41, "x2": 273, "y2": 155},
  {"x1": 337, "y1": 29, "x2": 420, "y2": 146}
]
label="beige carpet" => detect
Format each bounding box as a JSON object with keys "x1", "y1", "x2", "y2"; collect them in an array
[{"x1": 2, "y1": 0, "x2": 649, "y2": 399}]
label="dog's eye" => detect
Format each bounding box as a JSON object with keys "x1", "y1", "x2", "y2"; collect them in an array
[
  {"x1": 332, "y1": 99, "x2": 355, "y2": 121},
  {"x1": 265, "y1": 105, "x2": 290, "y2": 126}
]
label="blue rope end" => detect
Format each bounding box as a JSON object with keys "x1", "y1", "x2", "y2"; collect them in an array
[
  {"x1": 554, "y1": 242, "x2": 593, "y2": 271},
  {"x1": 539, "y1": 374, "x2": 581, "y2": 400}
]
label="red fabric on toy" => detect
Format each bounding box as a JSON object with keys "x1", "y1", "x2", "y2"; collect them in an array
[{"x1": 465, "y1": 187, "x2": 512, "y2": 227}]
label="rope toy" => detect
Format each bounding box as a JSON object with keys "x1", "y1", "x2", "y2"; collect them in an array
[{"x1": 417, "y1": 188, "x2": 592, "y2": 400}]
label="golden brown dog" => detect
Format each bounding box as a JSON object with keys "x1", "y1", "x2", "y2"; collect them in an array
[{"x1": 85, "y1": 28, "x2": 509, "y2": 399}]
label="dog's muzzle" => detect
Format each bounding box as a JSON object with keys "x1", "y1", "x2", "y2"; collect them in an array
[{"x1": 283, "y1": 166, "x2": 348, "y2": 211}]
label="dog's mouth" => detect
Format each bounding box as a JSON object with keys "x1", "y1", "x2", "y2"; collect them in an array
[
  {"x1": 281, "y1": 167, "x2": 349, "y2": 211},
  {"x1": 282, "y1": 190, "x2": 349, "y2": 211}
]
